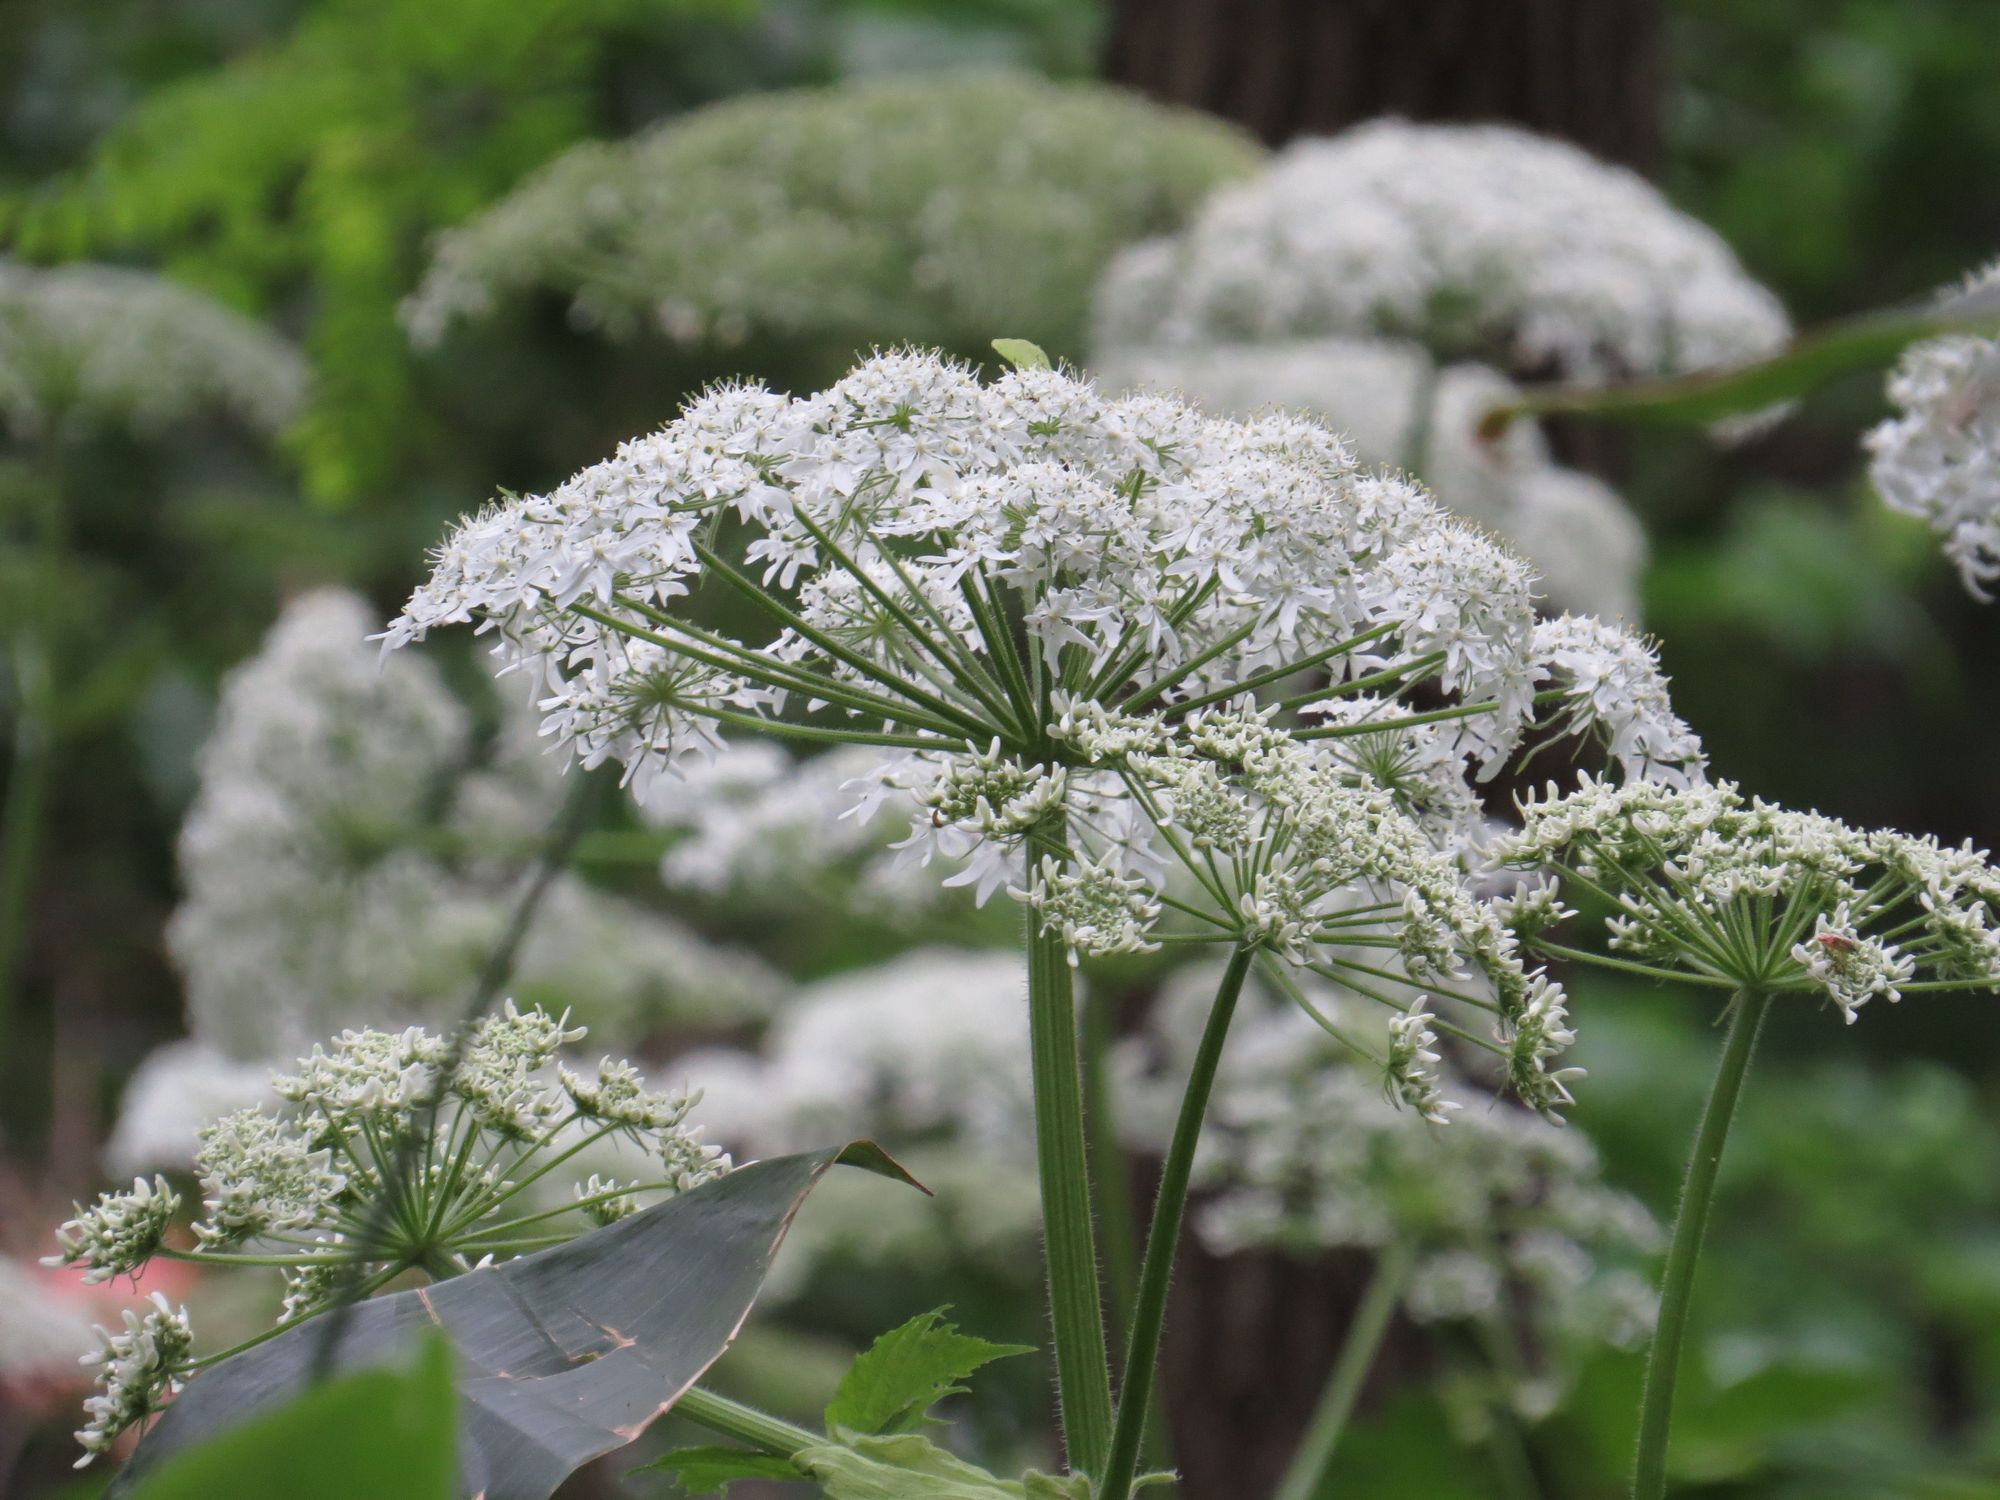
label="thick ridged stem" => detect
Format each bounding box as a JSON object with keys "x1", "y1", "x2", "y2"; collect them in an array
[
  {"x1": 1098, "y1": 944, "x2": 1255, "y2": 1500},
  {"x1": 1025, "y1": 823, "x2": 1116, "y2": 1478},
  {"x1": 1631, "y1": 988, "x2": 1771, "y2": 1500}
]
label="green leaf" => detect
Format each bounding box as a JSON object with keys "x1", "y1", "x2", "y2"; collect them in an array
[
  {"x1": 825, "y1": 1308, "x2": 1032, "y2": 1436},
  {"x1": 108, "y1": 1146, "x2": 920, "y2": 1500},
  {"x1": 991, "y1": 338, "x2": 1053, "y2": 371},
  {"x1": 797, "y1": 1432, "x2": 1025, "y2": 1499},
  {"x1": 1481, "y1": 275, "x2": 2000, "y2": 433},
  {"x1": 642, "y1": 1447, "x2": 801, "y2": 1494},
  {"x1": 126, "y1": 1336, "x2": 454, "y2": 1500}
]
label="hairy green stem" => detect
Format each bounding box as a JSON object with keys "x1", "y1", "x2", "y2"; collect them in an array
[
  {"x1": 1631, "y1": 988, "x2": 1771, "y2": 1500},
  {"x1": 1025, "y1": 824, "x2": 1116, "y2": 1478},
  {"x1": 1272, "y1": 1244, "x2": 1413, "y2": 1500},
  {"x1": 1082, "y1": 988, "x2": 1139, "y2": 1346},
  {"x1": 1098, "y1": 944, "x2": 1255, "y2": 1500}
]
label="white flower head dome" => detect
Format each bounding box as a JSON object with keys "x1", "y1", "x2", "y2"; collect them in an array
[{"x1": 1093, "y1": 119, "x2": 1789, "y2": 384}]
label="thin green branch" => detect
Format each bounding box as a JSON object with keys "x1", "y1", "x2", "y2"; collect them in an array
[
  {"x1": 1098, "y1": 944, "x2": 1256, "y2": 1500},
  {"x1": 1631, "y1": 989, "x2": 1772, "y2": 1500}
]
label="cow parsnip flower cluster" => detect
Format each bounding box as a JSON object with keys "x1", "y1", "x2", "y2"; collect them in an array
[
  {"x1": 402, "y1": 73, "x2": 1258, "y2": 362},
  {"x1": 1096, "y1": 338, "x2": 1647, "y2": 619},
  {"x1": 1092, "y1": 120, "x2": 1789, "y2": 384},
  {"x1": 384, "y1": 350, "x2": 1704, "y2": 1109},
  {"x1": 1496, "y1": 776, "x2": 2000, "y2": 1015},
  {"x1": 638, "y1": 740, "x2": 949, "y2": 916},
  {"x1": 0, "y1": 261, "x2": 305, "y2": 441},
  {"x1": 1866, "y1": 264, "x2": 2000, "y2": 598},
  {"x1": 681, "y1": 949, "x2": 1044, "y2": 1299},
  {"x1": 163, "y1": 588, "x2": 781, "y2": 1075},
  {"x1": 47, "y1": 1004, "x2": 725, "y2": 1464}
]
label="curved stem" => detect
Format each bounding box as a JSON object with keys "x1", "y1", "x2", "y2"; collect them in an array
[
  {"x1": 1631, "y1": 987, "x2": 1771, "y2": 1500},
  {"x1": 674, "y1": 1385, "x2": 821, "y2": 1458},
  {"x1": 1025, "y1": 822, "x2": 1115, "y2": 1477},
  {"x1": 1272, "y1": 1243, "x2": 1413, "y2": 1500},
  {"x1": 1098, "y1": 943, "x2": 1255, "y2": 1500}
]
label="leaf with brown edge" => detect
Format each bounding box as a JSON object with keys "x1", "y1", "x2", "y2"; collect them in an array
[{"x1": 105, "y1": 1145, "x2": 922, "y2": 1500}]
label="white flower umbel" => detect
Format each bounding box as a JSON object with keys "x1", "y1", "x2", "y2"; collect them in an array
[
  {"x1": 1502, "y1": 774, "x2": 2000, "y2": 1499},
  {"x1": 727, "y1": 948, "x2": 1034, "y2": 1156},
  {"x1": 1866, "y1": 266, "x2": 2000, "y2": 598},
  {"x1": 1532, "y1": 615, "x2": 1706, "y2": 789},
  {"x1": 385, "y1": 352, "x2": 1706, "y2": 1115},
  {"x1": 1092, "y1": 120, "x2": 1789, "y2": 383},
  {"x1": 1095, "y1": 338, "x2": 1647, "y2": 618},
  {"x1": 162, "y1": 587, "x2": 783, "y2": 1069},
  {"x1": 49, "y1": 1004, "x2": 727, "y2": 1466},
  {"x1": 71, "y1": 1293, "x2": 193, "y2": 1467},
  {"x1": 403, "y1": 73, "x2": 1257, "y2": 359},
  {"x1": 45, "y1": 1176, "x2": 181, "y2": 1286},
  {"x1": 637, "y1": 740, "x2": 947, "y2": 915},
  {"x1": 1497, "y1": 776, "x2": 2000, "y2": 1016},
  {"x1": 0, "y1": 261, "x2": 305, "y2": 441}
]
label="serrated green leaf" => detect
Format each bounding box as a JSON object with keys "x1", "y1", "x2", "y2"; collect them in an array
[
  {"x1": 638, "y1": 1446, "x2": 801, "y2": 1494},
  {"x1": 825, "y1": 1308, "x2": 1032, "y2": 1437},
  {"x1": 991, "y1": 338, "x2": 1052, "y2": 371},
  {"x1": 1481, "y1": 275, "x2": 2000, "y2": 433},
  {"x1": 125, "y1": 1335, "x2": 454, "y2": 1500}
]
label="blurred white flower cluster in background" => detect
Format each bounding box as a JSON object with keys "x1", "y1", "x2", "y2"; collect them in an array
[
  {"x1": 1868, "y1": 262, "x2": 2000, "y2": 598},
  {"x1": 111, "y1": 589, "x2": 784, "y2": 1171},
  {"x1": 401, "y1": 72, "x2": 1259, "y2": 361}
]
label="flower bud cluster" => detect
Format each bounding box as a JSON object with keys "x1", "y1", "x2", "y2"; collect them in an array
[
  {"x1": 51, "y1": 1006, "x2": 728, "y2": 1465},
  {"x1": 1498, "y1": 775, "x2": 2000, "y2": 1019},
  {"x1": 45, "y1": 1177, "x2": 180, "y2": 1286},
  {"x1": 71, "y1": 1294, "x2": 193, "y2": 1467}
]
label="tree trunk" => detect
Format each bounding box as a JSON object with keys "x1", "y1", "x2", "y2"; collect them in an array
[
  {"x1": 1103, "y1": 0, "x2": 1662, "y2": 169},
  {"x1": 1104, "y1": 5, "x2": 1667, "y2": 1489}
]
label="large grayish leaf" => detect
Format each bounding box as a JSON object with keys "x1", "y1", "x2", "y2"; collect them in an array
[{"x1": 108, "y1": 1145, "x2": 917, "y2": 1499}]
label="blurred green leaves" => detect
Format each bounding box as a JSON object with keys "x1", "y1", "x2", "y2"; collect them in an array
[
  {"x1": 123, "y1": 1337, "x2": 455, "y2": 1500},
  {"x1": 3, "y1": 0, "x2": 749, "y2": 506}
]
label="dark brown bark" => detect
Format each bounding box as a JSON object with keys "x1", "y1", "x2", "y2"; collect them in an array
[
  {"x1": 1104, "y1": 7, "x2": 1667, "y2": 1490},
  {"x1": 1104, "y1": 0, "x2": 1663, "y2": 169}
]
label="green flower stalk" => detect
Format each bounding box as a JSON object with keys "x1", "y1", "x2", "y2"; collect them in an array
[{"x1": 1494, "y1": 775, "x2": 2000, "y2": 1497}]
